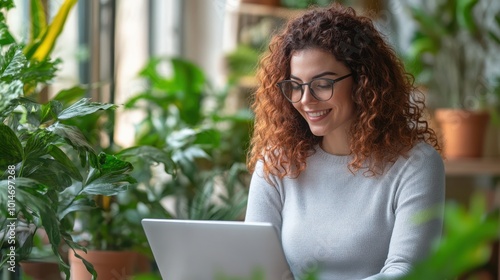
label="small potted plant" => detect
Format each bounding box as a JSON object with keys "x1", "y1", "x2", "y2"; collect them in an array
[
  {"x1": 67, "y1": 144, "x2": 175, "y2": 280},
  {"x1": 404, "y1": 0, "x2": 500, "y2": 158}
]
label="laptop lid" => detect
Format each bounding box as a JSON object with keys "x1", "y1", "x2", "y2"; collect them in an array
[{"x1": 141, "y1": 219, "x2": 292, "y2": 280}]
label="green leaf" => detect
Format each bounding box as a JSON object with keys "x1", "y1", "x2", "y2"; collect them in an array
[
  {"x1": 81, "y1": 176, "x2": 132, "y2": 196},
  {"x1": 0, "y1": 124, "x2": 23, "y2": 169},
  {"x1": 29, "y1": 0, "x2": 47, "y2": 42},
  {"x1": 194, "y1": 128, "x2": 221, "y2": 148},
  {"x1": 48, "y1": 144, "x2": 83, "y2": 181},
  {"x1": 456, "y1": 0, "x2": 479, "y2": 34},
  {"x1": 408, "y1": 35, "x2": 436, "y2": 58},
  {"x1": 0, "y1": 21, "x2": 16, "y2": 46},
  {"x1": 137, "y1": 57, "x2": 206, "y2": 126},
  {"x1": 166, "y1": 128, "x2": 198, "y2": 149},
  {"x1": 124, "y1": 91, "x2": 172, "y2": 109},
  {"x1": 21, "y1": 58, "x2": 60, "y2": 86},
  {"x1": 0, "y1": 0, "x2": 15, "y2": 10},
  {"x1": 138, "y1": 57, "x2": 172, "y2": 90},
  {"x1": 117, "y1": 145, "x2": 176, "y2": 175},
  {"x1": 0, "y1": 80, "x2": 23, "y2": 119},
  {"x1": 83, "y1": 153, "x2": 135, "y2": 195},
  {"x1": 1, "y1": 47, "x2": 27, "y2": 79},
  {"x1": 408, "y1": 6, "x2": 446, "y2": 41},
  {"x1": 0, "y1": 177, "x2": 68, "y2": 272},
  {"x1": 23, "y1": 129, "x2": 60, "y2": 162},
  {"x1": 52, "y1": 85, "x2": 88, "y2": 104},
  {"x1": 21, "y1": 158, "x2": 73, "y2": 190},
  {"x1": 58, "y1": 183, "x2": 95, "y2": 219},
  {"x1": 98, "y1": 152, "x2": 134, "y2": 176},
  {"x1": 47, "y1": 122, "x2": 95, "y2": 153},
  {"x1": 57, "y1": 98, "x2": 116, "y2": 120},
  {"x1": 41, "y1": 99, "x2": 63, "y2": 123}
]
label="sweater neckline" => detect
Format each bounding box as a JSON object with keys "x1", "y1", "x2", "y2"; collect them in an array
[{"x1": 315, "y1": 144, "x2": 353, "y2": 164}]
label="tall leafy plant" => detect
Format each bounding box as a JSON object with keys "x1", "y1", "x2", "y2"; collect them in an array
[
  {"x1": 125, "y1": 57, "x2": 252, "y2": 221},
  {"x1": 0, "y1": 1, "x2": 167, "y2": 279},
  {"x1": 404, "y1": 0, "x2": 500, "y2": 109}
]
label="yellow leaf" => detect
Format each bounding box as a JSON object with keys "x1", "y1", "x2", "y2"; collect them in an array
[{"x1": 31, "y1": 0, "x2": 78, "y2": 62}]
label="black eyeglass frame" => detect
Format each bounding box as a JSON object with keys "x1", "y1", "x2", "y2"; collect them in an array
[{"x1": 276, "y1": 73, "x2": 353, "y2": 103}]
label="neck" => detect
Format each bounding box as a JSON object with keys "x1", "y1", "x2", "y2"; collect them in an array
[{"x1": 321, "y1": 134, "x2": 351, "y2": 156}]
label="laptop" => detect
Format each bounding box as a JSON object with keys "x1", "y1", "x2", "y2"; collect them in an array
[{"x1": 141, "y1": 219, "x2": 293, "y2": 280}]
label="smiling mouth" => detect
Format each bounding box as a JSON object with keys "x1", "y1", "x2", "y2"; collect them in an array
[{"x1": 307, "y1": 109, "x2": 331, "y2": 118}]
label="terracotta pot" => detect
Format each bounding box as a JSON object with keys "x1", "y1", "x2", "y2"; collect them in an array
[
  {"x1": 69, "y1": 249, "x2": 139, "y2": 280},
  {"x1": 20, "y1": 261, "x2": 61, "y2": 280},
  {"x1": 435, "y1": 109, "x2": 490, "y2": 159}
]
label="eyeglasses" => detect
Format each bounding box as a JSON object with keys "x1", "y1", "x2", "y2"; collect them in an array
[{"x1": 276, "y1": 73, "x2": 353, "y2": 103}]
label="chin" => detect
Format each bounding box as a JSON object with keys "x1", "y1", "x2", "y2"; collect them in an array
[{"x1": 309, "y1": 127, "x2": 328, "y2": 137}]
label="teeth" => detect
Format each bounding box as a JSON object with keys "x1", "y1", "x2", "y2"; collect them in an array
[{"x1": 308, "y1": 110, "x2": 329, "y2": 118}]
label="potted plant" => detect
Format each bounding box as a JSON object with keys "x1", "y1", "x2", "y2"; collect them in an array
[
  {"x1": 0, "y1": 0, "x2": 99, "y2": 279},
  {"x1": 67, "y1": 143, "x2": 175, "y2": 280},
  {"x1": 0, "y1": 78, "x2": 138, "y2": 280},
  {"x1": 0, "y1": 1, "x2": 175, "y2": 279},
  {"x1": 404, "y1": 0, "x2": 500, "y2": 158}
]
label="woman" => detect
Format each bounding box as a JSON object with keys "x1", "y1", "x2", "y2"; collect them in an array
[{"x1": 245, "y1": 3, "x2": 445, "y2": 280}]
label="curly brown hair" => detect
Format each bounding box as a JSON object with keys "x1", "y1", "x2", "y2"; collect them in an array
[{"x1": 246, "y1": 3, "x2": 440, "y2": 179}]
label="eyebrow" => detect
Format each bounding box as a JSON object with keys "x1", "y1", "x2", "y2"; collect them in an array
[{"x1": 290, "y1": 71, "x2": 337, "y2": 81}]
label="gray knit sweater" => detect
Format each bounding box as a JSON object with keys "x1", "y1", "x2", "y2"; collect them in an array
[{"x1": 245, "y1": 142, "x2": 445, "y2": 280}]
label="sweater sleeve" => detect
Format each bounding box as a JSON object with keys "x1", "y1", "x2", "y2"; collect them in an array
[
  {"x1": 244, "y1": 161, "x2": 284, "y2": 237},
  {"x1": 363, "y1": 145, "x2": 446, "y2": 280}
]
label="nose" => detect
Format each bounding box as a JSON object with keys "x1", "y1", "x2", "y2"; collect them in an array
[{"x1": 300, "y1": 84, "x2": 318, "y2": 103}]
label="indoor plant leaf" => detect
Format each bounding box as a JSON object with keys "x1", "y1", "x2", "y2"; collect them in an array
[
  {"x1": 138, "y1": 57, "x2": 173, "y2": 90},
  {"x1": 97, "y1": 153, "x2": 134, "y2": 175},
  {"x1": 21, "y1": 158, "x2": 73, "y2": 190},
  {"x1": 1, "y1": 47, "x2": 27, "y2": 79},
  {"x1": 0, "y1": 80, "x2": 23, "y2": 119},
  {"x1": 29, "y1": 0, "x2": 47, "y2": 43},
  {"x1": 81, "y1": 175, "x2": 133, "y2": 195},
  {"x1": 48, "y1": 144, "x2": 83, "y2": 181},
  {"x1": 47, "y1": 122, "x2": 95, "y2": 153},
  {"x1": 40, "y1": 99, "x2": 63, "y2": 124},
  {"x1": 57, "y1": 97, "x2": 116, "y2": 120},
  {"x1": 58, "y1": 182, "x2": 97, "y2": 220},
  {"x1": 83, "y1": 153, "x2": 136, "y2": 195},
  {"x1": 52, "y1": 85, "x2": 88, "y2": 105},
  {"x1": 0, "y1": 3, "x2": 15, "y2": 45},
  {"x1": 0, "y1": 124, "x2": 23, "y2": 169},
  {"x1": 408, "y1": 6, "x2": 446, "y2": 41},
  {"x1": 456, "y1": 0, "x2": 480, "y2": 34},
  {"x1": 58, "y1": 197, "x2": 95, "y2": 221},
  {"x1": 117, "y1": 145, "x2": 176, "y2": 175},
  {"x1": 23, "y1": 129, "x2": 60, "y2": 162},
  {"x1": 0, "y1": 0, "x2": 15, "y2": 11},
  {"x1": 16, "y1": 186, "x2": 67, "y2": 269}
]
